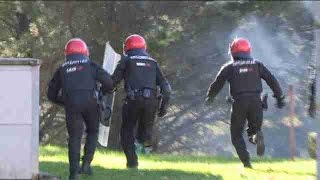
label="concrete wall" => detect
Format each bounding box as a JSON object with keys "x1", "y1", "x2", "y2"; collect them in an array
[{"x1": 0, "y1": 58, "x2": 40, "y2": 179}]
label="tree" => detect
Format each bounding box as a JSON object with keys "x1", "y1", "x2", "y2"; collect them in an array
[{"x1": 0, "y1": 1, "x2": 315, "y2": 156}]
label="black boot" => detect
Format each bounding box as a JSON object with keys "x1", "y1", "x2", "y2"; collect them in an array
[
  {"x1": 69, "y1": 158, "x2": 80, "y2": 180},
  {"x1": 124, "y1": 149, "x2": 138, "y2": 169},
  {"x1": 243, "y1": 161, "x2": 252, "y2": 169},
  {"x1": 126, "y1": 161, "x2": 138, "y2": 169},
  {"x1": 256, "y1": 131, "x2": 265, "y2": 156},
  {"x1": 126, "y1": 155, "x2": 138, "y2": 169},
  {"x1": 80, "y1": 161, "x2": 92, "y2": 175},
  {"x1": 69, "y1": 173, "x2": 80, "y2": 180}
]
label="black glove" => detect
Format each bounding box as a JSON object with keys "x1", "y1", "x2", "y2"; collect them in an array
[
  {"x1": 261, "y1": 94, "x2": 268, "y2": 110},
  {"x1": 308, "y1": 98, "x2": 316, "y2": 118},
  {"x1": 158, "y1": 107, "x2": 167, "y2": 117},
  {"x1": 226, "y1": 96, "x2": 234, "y2": 104},
  {"x1": 204, "y1": 97, "x2": 214, "y2": 106},
  {"x1": 276, "y1": 95, "x2": 285, "y2": 109}
]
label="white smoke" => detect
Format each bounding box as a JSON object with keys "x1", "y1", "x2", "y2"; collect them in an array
[{"x1": 229, "y1": 15, "x2": 308, "y2": 86}]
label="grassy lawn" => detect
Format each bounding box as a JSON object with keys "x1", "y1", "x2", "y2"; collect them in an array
[{"x1": 40, "y1": 145, "x2": 316, "y2": 180}]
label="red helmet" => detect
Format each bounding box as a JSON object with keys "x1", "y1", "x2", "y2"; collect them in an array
[
  {"x1": 230, "y1": 38, "x2": 252, "y2": 54},
  {"x1": 64, "y1": 38, "x2": 89, "y2": 56},
  {"x1": 123, "y1": 34, "x2": 147, "y2": 53}
]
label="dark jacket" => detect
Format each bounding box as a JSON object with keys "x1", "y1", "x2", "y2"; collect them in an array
[
  {"x1": 112, "y1": 49, "x2": 171, "y2": 97},
  {"x1": 206, "y1": 55, "x2": 283, "y2": 100},
  {"x1": 47, "y1": 54, "x2": 113, "y2": 105}
]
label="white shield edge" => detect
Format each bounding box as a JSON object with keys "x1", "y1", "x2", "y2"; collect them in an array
[{"x1": 98, "y1": 42, "x2": 121, "y2": 147}]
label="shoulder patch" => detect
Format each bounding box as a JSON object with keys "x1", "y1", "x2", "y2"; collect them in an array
[
  {"x1": 62, "y1": 58, "x2": 89, "y2": 67},
  {"x1": 232, "y1": 60, "x2": 257, "y2": 66}
]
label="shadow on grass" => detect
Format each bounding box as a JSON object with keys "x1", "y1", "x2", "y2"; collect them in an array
[
  {"x1": 252, "y1": 168, "x2": 315, "y2": 177},
  {"x1": 40, "y1": 148, "x2": 67, "y2": 157},
  {"x1": 41, "y1": 145, "x2": 313, "y2": 165},
  {"x1": 134, "y1": 154, "x2": 309, "y2": 164},
  {"x1": 40, "y1": 161, "x2": 223, "y2": 180}
]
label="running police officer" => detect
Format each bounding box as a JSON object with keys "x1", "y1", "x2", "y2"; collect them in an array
[
  {"x1": 47, "y1": 38, "x2": 113, "y2": 179},
  {"x1": 205, "y1": 38, "x2": 285, "y2": 168},
  {"x1": 112, "y1": 34, "x2": 171, "y2": 168}
]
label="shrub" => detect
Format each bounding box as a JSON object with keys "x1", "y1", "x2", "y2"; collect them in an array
[{"x1": 308, "y1": 132, "x2": 317, "y2": 159}]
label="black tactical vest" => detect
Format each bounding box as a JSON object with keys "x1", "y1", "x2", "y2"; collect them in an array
[
  {"x1": 125, "y1": 55, "x2": 157, "y2": 91},
  {"x1": 60, "y1": 57, "x2": 95, "y2": 95},
  {"x1": 229, "y1": 59, "x2": 262, "y2": 97}
]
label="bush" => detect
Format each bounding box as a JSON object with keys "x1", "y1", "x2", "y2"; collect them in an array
[{"x1": 308, "y1": 132, "x2": 317, "y2": 159}]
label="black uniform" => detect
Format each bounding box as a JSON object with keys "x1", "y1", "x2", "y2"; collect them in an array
[
  {"x1": 47, "y1": 54, "x2": 113, "y2": 175},
  {"x1": 206, "y1": 55, "x2": 283, "y2": 165},
  {"x1": 112, "y1": 49, "x2": 171, "y2": 167}
]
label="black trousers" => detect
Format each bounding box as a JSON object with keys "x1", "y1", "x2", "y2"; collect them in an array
[
  {"x1": 64, "y1": 92, "x2": 100, "y2": 174},
  {"x1": 230, "y1": 95, "x2": 263, "y2": 163},
  {"x1": 135, "y1": 116, "x2": 145, "y2": 144},
  {"x1": 120, "y1": 96, "x2": 157, "y2": 166}
]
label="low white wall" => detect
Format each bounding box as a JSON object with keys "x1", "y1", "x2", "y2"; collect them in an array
[{"x1": 0, "y1": 58, "x2": 40, "y2": 179}]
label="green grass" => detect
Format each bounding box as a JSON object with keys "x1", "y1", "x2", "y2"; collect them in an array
[{"x1": 40, "y1": 145, "x2": 316, "y2": 180}]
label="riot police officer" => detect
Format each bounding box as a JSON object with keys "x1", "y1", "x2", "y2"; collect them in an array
[
  {"x1": 47, "y1": 38, "x2": 113, "y2": 179},
  {"x1": 205, "y1": 38, "x2": 285, "y2": 168},
  {"x1": 112, "y1": 34, "x2": 171, "y2": 168}
]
